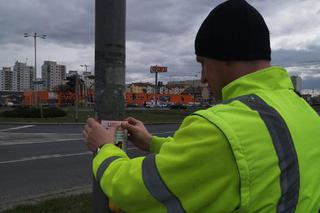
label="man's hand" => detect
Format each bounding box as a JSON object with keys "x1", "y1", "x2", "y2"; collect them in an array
[
  {"x1": 83, "y1": 118, "x2": 117, "y2": 152},
  {"x1": 121, "y1": 117, "x2": 152, "y2": 151}
]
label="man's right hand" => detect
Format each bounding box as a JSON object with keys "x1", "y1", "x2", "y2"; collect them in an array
[{"x1": 121, "y1": 117, "x2": 152, "y2": 151}]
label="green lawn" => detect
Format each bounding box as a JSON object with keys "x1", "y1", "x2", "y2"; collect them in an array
[
  {"x1": 1, "y1": 193, "x2": 92, "y2": 213},
  {"x1": 0, "y1": 107, "x2": 195, "y2": 123}
]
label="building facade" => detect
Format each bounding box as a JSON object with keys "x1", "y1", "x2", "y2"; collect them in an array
[
  {"x1": 14, "y1": 61, "x2": 35, "y2": 92},
  {"x1": 0, "y1": 67, "x2": 17, "y2": 91},
  {"x1": 41, "y1": 61, "x2": 66, "y2": 91},
  {"x1": 167, "y1": 79, "x2": 202, "y2": 87},
  {"x1": 126, "y1": 83, "x2": 154, "y2": 94}
]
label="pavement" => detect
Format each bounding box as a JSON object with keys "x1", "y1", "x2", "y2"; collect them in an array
[{"x1": 0, "y1": 123, "x2": 180, "y2": 210}]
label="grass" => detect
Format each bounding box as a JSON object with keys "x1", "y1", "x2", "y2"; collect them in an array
[
  {"x1": 127, "y1": 109, "x2": 192, "y2": 123},
  {"x1": 1, "y1": 193, "x2": 92, "y2": 213},
  {"x1": 0, "y1": 107, "x2": 195, "y2": 123},
  {"x1": 0, "y1": 107, "x2": 94, "y2": 123}
]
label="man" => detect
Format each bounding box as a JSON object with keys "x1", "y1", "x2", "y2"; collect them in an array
[{"x1": 83, "y1": 0, "x2": 320, "y2": 212}]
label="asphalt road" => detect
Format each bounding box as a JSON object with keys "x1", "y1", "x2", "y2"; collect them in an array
[{"x1": 0, "y1": 123, "x2": 180, "y2": 210}]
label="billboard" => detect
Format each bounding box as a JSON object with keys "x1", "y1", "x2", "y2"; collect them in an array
[{"x1": 150, "y1": 66, "x2": 168, "y2": 73}]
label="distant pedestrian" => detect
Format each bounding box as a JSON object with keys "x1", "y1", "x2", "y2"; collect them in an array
[{"x1": 83, "y1": 0, "x2": 320, "y2": 212}]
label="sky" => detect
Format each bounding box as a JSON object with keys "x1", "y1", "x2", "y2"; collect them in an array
[{"x1": 0, "y1": 0, "x2": 319, "y2": 90}]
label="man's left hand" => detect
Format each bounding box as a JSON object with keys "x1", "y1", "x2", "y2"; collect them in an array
[{"x1": 83, "y1": 118, "x2": 117, "y2": 152}]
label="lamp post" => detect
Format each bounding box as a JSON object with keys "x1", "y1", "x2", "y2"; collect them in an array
[
  {"x1": 75, "y1": 73, "x2": 79, "y2": 122},
  {"x1": 24, "y1": 33, "x2": 47, "y2": 106},
  {"x1": 193, "y1": 73, "x2": 201, "y2": 105},
  {"x1": 80, "y1": 64, "x2": 90, "y2": 73},
  {"x1": 80, "y1": 64, "x2": 90, "y2": 107}
]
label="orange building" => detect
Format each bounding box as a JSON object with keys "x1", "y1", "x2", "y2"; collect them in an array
[
  {"x1": 125, "y1": 93, "x2": 193, "y2": 106},
  {"x1": 23, "y1": 90, "x2": 193, "y2": 107},
  {"x1": 23, "y1": 90, "x2": 49, "y2": 106}
]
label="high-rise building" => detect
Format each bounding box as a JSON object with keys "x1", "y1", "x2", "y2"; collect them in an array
[
  {"x1": 14, "y1": 61, "x2": 35, "y2": 92},
  {"x1": 0, "y1": 67, "x2": 17, "y2": 91},
  {"x1": 41, "y1": 61, "x2": 66, "y2": 91},
  {"x1": 58, "y1": 65, "x2": 66, "y2": 80},
  {"x1": 291, "y1": 75, "x2": 302, "y2": 93}
]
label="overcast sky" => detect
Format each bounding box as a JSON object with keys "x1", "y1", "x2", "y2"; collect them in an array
[{"x1": 0, "y1": 0, "x2": 319, "y2": 89}]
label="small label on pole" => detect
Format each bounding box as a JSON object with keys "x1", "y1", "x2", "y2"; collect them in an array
[{"x1": 101, "y1": 120, "x2": 128, "y2": 152}]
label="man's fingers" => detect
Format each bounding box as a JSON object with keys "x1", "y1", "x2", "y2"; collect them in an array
[
  {"x1": 84, "y1": 124, "x2": 91, "y2": 134},
  {"x1": 82, "y1": 130, "x2": 88, "y2": 138},
  {"x1": 87, "y1": 117, "x2": 99, "y2": 128},
  {"x1": 121, "y1": 122, "x2": 138, "y2": 133},
  {"x1": 108, "y1": 124, "x2": 118, "y2": 135},
  {"x1": 124, "y1": 117, "x2": 140, "y2": 125}
]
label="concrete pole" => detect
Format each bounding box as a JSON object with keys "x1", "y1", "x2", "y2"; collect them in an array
[{"x1": 94, "y1": 0, "x2": 126, "y2": 212}]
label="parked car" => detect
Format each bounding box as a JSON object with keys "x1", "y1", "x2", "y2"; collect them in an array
[{"x1": 6, "y1": 102, "x2": 14, "y2": 107}]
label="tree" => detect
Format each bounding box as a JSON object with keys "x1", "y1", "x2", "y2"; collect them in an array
[{"x1": 54, "y1": 75, "x2": 85, "y2": 93}]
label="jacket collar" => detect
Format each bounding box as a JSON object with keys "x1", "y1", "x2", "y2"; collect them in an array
[{"x1": 222, "y1": 66, "x2": 294, "y2": 101}]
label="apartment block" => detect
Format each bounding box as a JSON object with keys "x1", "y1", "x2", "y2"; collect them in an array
[
  {"x1": 0, "y1": 67, "x2": 17, "y2": 91},
  {"x1": 14, "y1": 61, "x2": 35, "y2": 92},
  {"x1": 41, "y1": 61, "x2": 66, "y2": 91}
]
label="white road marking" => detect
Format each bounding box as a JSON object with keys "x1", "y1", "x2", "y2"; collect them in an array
[
  {"x1": 0, "y1": 138, "x2": 83, "y2": 146},
  {"x1": 0, "y1": 129, "x2": 176, "y2": 165},
  {"x1": 0, "y1": 125, "x2": 35, "y2": 132},
  {"x1": 0, "y1": 131, "x2": 175, "y2": 146},
  {"x1": 0, "y1": 151, "x2": 91, "y2": 165}
]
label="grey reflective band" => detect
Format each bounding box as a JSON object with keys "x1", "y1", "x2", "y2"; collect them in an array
[
  {"x1": 142, "y1": 154, "x2": 185, "y2": 213},
  {"x1": 96, "y1": 156, "x2": 121, "y2": 183},
  {"x1": 238, "y1": 94, "x2": 299, "y2": 213}
]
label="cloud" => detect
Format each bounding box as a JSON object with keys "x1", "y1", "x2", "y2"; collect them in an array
[{"x1": 0, "y1": 0, "x2": 319, "y2": 89}]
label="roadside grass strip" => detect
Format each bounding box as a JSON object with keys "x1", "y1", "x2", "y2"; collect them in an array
[{"x1": 1, "y1": 193, "x2": 92, "y2": 213}]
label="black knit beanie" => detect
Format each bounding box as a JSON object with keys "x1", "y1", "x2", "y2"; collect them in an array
[{"x1": 195, "y1": 0, "x2": 271, "y2": 61}]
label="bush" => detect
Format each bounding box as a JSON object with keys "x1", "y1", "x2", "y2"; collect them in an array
[{"x1": 1, "y1": 107, "x2": 67, "y2": 118}]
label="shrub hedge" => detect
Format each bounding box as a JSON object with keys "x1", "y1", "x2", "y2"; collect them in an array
[{"x1": 1, "y1": 107, "x2": 67, "y2": 118}]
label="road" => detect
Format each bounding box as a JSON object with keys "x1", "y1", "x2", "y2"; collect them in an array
[{"x1": 0, "y1": 123, "x2": 180, "y2": 210}]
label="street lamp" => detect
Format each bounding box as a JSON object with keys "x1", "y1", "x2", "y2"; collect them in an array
[
  {"x1": 80, "y1": 64, "x2": 90, "y2": 73},
  {"x1": 80, "y1": 64, "x2": 90, "y2": 107},
  {"x1": 24, "y1": 33, "x2": 47, "y2": 80},
  {"x1": 24, "y1": 33, "x2": 47, "y2": 106}
]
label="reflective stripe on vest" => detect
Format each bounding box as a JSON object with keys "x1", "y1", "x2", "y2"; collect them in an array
[
  {"x1": 238, "y1": 94, "x2": 300, "y2": 213},
  {"x1": 142, "y1": 154, "x2": 185, "y2": 213},
  {"x1": 96, "y1": 156, "x2": 121, "y2": 183}
]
